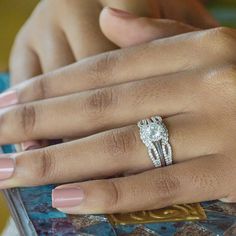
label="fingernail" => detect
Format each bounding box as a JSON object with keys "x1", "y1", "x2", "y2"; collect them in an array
[
  {"x1": 107, "y1": 7, "x2": 136, "y2": 18},
  {"x1": 0, "y1": 157, "x2": 15, "y2": 180},
  {"x1": 52, "y1": 188, "x2": 84, "y2": 208},
  {"x1": 0, "y1": 90, "x2": 18, "y2": 108},
  {"x1": 21, "y1": 141, "x2": 41, "y2": 151}
]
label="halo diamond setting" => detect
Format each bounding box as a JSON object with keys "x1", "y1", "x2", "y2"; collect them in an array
[{"x1": 138, "y1": 116, "x2": 172, "y2": 167}]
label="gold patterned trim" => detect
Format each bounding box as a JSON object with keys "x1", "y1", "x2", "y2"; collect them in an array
[{"x1": 107, "y1": 203, "x2": 206, "y2": 225}]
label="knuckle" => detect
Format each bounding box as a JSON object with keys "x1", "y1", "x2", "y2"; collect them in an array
[
  {"x1": 103, "y1": 127, "x2": 139, "y2": 157},
  {"x1": 18, "y1": 104, "x2": 37, "y2": 136},
  {"x1": 204, "y1": 65, "x2": 236, "y2": 97},
  {"x1": 37, "y1": 76, "x2": 50, "y2": 99},
  {"x1": 33, "y1": 148, "x2": 55, "y2": 181},
  {"x1": 87, "y1": 52, "x2": 119, "y2": 83},
  {"x1": 84, "y1": 88, "x2": 116, "y2": 116},
  {"x1": 153, "y1": 171, "x2": 181, "y2": 204},
  {"x1": 103, "y1": 180, "x2": 122, "y2": 213}
]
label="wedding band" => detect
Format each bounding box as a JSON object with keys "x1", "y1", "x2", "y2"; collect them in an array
[{"x1": 138, "y1": 116, "x2": 173, "y2": 168}]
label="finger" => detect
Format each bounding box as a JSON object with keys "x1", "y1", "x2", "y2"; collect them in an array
[
  {"x1": 52, "y1": 154, "x2": 231, "y2": 214},
  {"x1": 0, "y1": 126, "x2": 148, "y2": 188},
  {"x1": 26, "y1": 2, "x2": 76, "y2": 73},
  {"x1": 9, "y1": 11, "x2": 45, "y2": 85},
  {"x1": 34, "y1": 26, "x2": 75, "y2": 73},
  {"x1": 62, "y1": 0, "x2": 161, "y2": 60},
  {"x1": 0, "y1": 117, "x2": 220, "y2": 189},
  {"x1": 99, "y1": 0, "x2": 161, "y2": 18},
  {"x1": 0, "y1": 70, "x2": 204, "y2": 143},
  {"x1": 59, "y1": 0, "x2": 116, "y2": 60},
  {"x1": 9, "y1": 27, "x2": 234, "y2": 106},
  {"x1": 8, "y1": 26, "x2": 217, "y2": 105},
  {"x1": 10, "y1": 37, "x2": 42, "y2": 86},
  {"x1": 100, "y1": 7, "x2": 197, "y2": 47}
]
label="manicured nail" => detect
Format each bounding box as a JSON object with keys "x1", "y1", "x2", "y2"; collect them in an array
[
  {"x1": 107, "y1": 7, "x2": 136, "y2": 18},
  {"x1": 52, "y1": 188, "x2": 84, "y2": 208},
  {"x1": 21, "y1": 141, "x2": 41, "y2": 151},
  {"x1": 0, "y1": 157, "x2": 15, "y2": 180},
  {"x1": 0, "y1": 90, "x2": 18, "y2": 108}
]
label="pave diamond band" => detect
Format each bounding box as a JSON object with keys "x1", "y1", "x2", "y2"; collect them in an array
[{"x1": 138, "y1": 116, "x2": 173, "y2": 168}]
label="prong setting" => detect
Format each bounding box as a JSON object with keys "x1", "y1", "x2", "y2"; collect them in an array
[{"x1": 138, "y1": 116, "x2": 173, "y2": 167}]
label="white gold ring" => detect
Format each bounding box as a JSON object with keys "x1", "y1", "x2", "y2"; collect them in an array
[{"x1": 138, "y1": 116, "x2": 173, "y2": 168}]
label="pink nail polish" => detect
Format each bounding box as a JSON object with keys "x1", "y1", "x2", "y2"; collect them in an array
[
  {"x1": 0, "y1": 90, "x2": 18, "y2": 108},
  {"x1": 0, "y1": 157, "x2": 15, "y2": 180},
  {"x1": 108, "y1": 7, "x2": 136, "y2": 18},
  {"x1": 52, "y1": 188, "x2": 84, "y2": 208},
  {"x1": 21, "y1": 141, "x2": 41, "y2": 151}
]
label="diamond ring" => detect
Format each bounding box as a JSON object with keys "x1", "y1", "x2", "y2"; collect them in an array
[{"x1": 138, "y1": 116, "x2": 173, "y2": 168}]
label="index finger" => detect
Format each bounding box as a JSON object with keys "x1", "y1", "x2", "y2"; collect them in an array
[{"x1": 3, "y1": 24, "x2": 221, "y2": 107}]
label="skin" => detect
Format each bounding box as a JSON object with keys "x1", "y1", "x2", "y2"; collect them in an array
[
  {"x1": 1, "y1": 8, "x2": 236, "y2": 215},
  {"x1": 9, "y1": 0, "x2": 217, "y2": 150},
  {"x1": 10, "y1": 0, "x2": 217, "y2": 84}
]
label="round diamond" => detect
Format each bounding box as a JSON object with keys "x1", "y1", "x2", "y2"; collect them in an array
[
  {"x1": 141, "y1": 123, "x2": 165, "y2": 143},
  {"x1": 147, "y1": 123, "x2": 164, "y2": 141}
]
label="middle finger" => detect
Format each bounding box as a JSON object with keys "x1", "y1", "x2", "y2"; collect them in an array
[{"x1": 0, "y1": 70, "x2": 203, "y2": 144}]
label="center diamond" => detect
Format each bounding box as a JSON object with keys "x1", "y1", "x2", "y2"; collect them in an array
[
  {"x1": 141, "y1": 123, "x2": 165, "y2": 144},
  {"x1": 147, "y1": 123, "x2": 163, "y2": 140}
]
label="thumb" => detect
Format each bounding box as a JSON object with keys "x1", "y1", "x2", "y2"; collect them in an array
[{"x1": 100, "y1": 7, "x2": 197, "y2": 48}]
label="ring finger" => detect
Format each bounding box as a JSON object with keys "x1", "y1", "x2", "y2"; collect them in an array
[{"x1": 0, "y1": 113, "x2": 218, "y2": 189}]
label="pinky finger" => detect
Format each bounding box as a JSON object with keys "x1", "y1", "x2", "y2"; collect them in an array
[{"x1": 52, "y1": 154, "x2": 233, "y2": 214}]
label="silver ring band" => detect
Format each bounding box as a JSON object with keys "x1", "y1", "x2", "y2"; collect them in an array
[{"x1": 138, "y1": 116, "x2": 173, "y2": 168}]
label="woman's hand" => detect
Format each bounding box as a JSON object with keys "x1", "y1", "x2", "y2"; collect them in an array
[
  {"x1": 9, "y1": 0, "x2": 162, "y2": 150},
  {"x1": 1, "y1": 10, "x2": 235, "y2": 214},
  {"x1": 9, "y1": 0, "x2": 215, "y2": 151}
]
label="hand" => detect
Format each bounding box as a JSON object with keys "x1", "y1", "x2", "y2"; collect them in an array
[
  {"x1": 10, "y1": 0, "x2": 217, "y2": 84},
  {"x1": 9, "y1": 0, "x2": 158, "y2": 150},
  {"x1": 9, "y1": 0, "x2": 215, "y2": 151},
  {"x1": 9, "y1": 0, "x2": 216, "y2": 150},
  {"x1": 2, "y1": 10, "x2": 235, "y2": 214}
]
